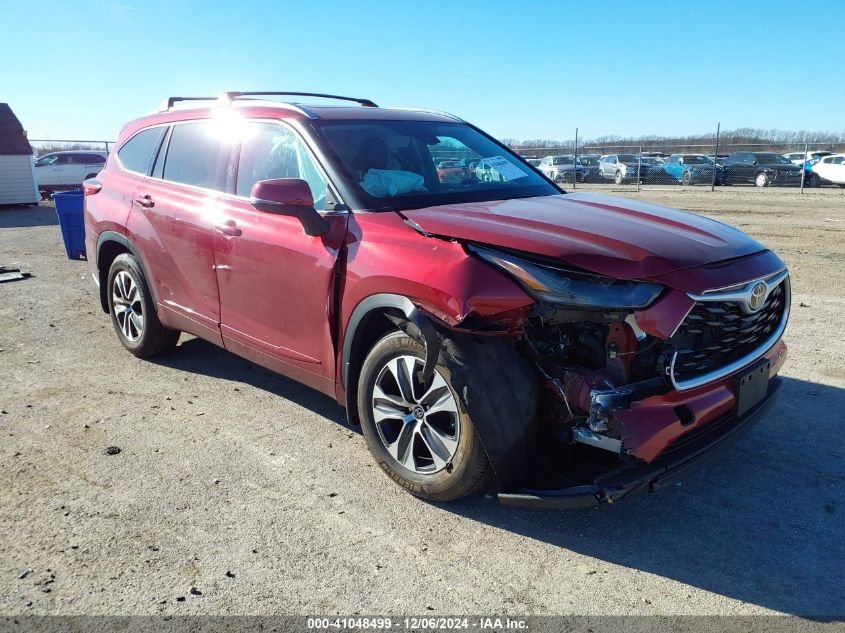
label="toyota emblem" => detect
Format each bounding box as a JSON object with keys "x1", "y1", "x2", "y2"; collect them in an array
[{"x1": 748, "y1": 282, "x2": 767, "y2": 312}]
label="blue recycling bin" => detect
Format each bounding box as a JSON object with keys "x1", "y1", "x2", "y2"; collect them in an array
[{"x1": 52, "y1": 190, "x2": 86, "y2": 260}]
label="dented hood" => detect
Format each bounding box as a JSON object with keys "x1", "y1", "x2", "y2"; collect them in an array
[{"x1": 401, "y1": 192, "x2": 766, "y2": 279}]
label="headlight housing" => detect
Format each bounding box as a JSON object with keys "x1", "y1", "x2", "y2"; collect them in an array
[{"x1": 469, "y1": 244, "x2": 662, "y2": 309}]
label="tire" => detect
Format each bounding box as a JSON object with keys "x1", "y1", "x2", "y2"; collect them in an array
[
  {"x1": 84, "y1": 173, "x2": 97, "y2": 180},
  {"x1": 614, "y1": 170, "x2": 624, "y2": 185},
  {"x1": 807, "y1": 173, "x2": 819, "y2": 188},
  {"x1": 106, "y1": 253, "x2": 180, "y2": 358},
  {"x1": 755, "y1": 172, "x2": 770, "y2": 187},
  {"x1": 681, "y1": 171, "x2": 692, "y2": 186},
  {"x1": 357, "y1": 331, "x2": 492, "y2": 502}
]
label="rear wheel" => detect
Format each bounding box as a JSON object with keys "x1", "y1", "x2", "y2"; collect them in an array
[
  {"x1": 357, "y1": 332, "x2": 492, "y2": 501},
  {"x1": 107, "y1": 254, "x2": 180, "y2": 358},
  {"x1": 755, "y1": 172, "x2": 770, "y2": 187}
]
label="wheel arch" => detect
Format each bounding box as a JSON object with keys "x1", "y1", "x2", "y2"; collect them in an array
[
  {"x1": 341, "y1": 294, "x2": 441, "y2": 426},
  {"x1": 95, "y1": 232, "x2": 156, "y2": 313}
]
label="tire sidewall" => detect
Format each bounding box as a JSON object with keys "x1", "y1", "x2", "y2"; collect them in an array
[
  {"x1": 106, "y1": 254, "x2": 157, "y2": 354},
  {"x1": 357, "y1": 332, "x2": 486, "y2": 499}
]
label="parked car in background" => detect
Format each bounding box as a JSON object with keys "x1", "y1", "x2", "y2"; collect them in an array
[
  {"x1": 638, "y1": 156, "x2": 668, "y2": 183},
  {"x1": 783, "y1": 150, "x2": 832, "y2": 165},
  {"x1": 810, "y1": 154, "x2": 845, "y2": 186},
  {"x1": 721, "y1": 152, "x2": 803, "y2": 187},
  {"x1": 575, "y1": 154, "x2": 602, "y2": 182},
  {"x1": 538, "y1": 155, "x2": 586, "y2": 183},
  {"x1": 34, "y1": 150, "x2": 107, "y2": 197},
  {"x1": 599, "y1": 154, "x2": 652, "y2": 184},
  {"x1": 436, "y1": 159, "x2": 464, "y2": 183},
  {"x1": 524, "y1": 158, "x2": 542, "y2": 167},
  {"x1": 84, "y1": 91, "x2": 789, "y2": 507},
  {"x1": 662, "y1": 154, "x2": 720, "y2": 186}
]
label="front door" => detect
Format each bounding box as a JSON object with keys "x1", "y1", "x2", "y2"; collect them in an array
[{"x1": 213, "y1": 120, "x2": 348, "y2": 390}]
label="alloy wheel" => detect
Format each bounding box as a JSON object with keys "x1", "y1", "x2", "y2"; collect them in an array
[
  {"x1": 112, "y1": 271, "x2": 144, "y2": 342},
  {"x1": 371, "y1": 355, "x2": 460, "y2": 474}
]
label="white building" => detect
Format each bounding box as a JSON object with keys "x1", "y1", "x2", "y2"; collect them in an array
[{"x1": 0, "y1": 103, "x2": 39, "y2": 205}]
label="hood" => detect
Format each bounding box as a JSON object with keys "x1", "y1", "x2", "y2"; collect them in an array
[{"x1": 400, "y1": 193, "x2": 766, "y2": 280}]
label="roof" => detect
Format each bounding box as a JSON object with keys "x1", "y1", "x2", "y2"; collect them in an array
[{"x1": 0, "y1": 103, "x2": 33, "y2": 156}]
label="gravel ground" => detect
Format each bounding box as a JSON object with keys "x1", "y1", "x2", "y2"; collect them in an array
[{"x1": 1, "y1": 187, "x2": 843, "y2": 618}]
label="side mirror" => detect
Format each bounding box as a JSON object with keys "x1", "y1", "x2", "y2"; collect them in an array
[{"x1": 249, "y1": 179, "x2": 329, "y2": 237}]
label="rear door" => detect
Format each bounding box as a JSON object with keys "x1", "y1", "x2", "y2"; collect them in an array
[
  {"x1": 77, "y1": 153, "x2": 106, "y2": 180},
  {"x1": 212, "y1": 119, "x2": 348, "y2": 388},
  {"x1": 125, "y1": 121, "x2": 228, "y2": 345}
]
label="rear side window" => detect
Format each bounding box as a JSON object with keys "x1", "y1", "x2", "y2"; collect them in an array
[
  {"x1": 162, "y1": 122, "x2": 227, "y2": 190},
  {"x1": 118, "y1": 128, "x2": 166, "y2": 175}
]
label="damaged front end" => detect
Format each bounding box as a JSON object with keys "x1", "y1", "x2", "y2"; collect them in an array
[{"x1": 461, "y1": 244, "x2": 790, "y2": 508}]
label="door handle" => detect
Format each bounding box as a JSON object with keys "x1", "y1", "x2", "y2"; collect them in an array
[
  {"x1": 135, "y1": 194, "x2": 154, "y2": 209},
  {"x1": 214, "y1": 219, "x2": 242, "y2": 237}
]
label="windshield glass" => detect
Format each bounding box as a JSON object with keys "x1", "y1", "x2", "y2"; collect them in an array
[
  {"x1": 577, "y1": 156, "x2": 599, "y2": 166},
  {"x1": 315, "y1": 120, "x2": 557, "y2": 210},
  {"x1": 756, "y1": 153, "x2": 791, "y2": 164},
  {"x1": 552, "y1": 156, "x2": 574, "y2": 165},
  {"x1": 684, "y1": 155, "x2": 709, "y2": 165},
  {"x1": 618, "y1": 154, "x2": 640, "y2": 163}
]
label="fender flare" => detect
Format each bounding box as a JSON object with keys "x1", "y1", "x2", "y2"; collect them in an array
[
  {"x1": 341, "y1": 293, "x2": 440, "y2": 391},
  {"x1": 95, "y1": 231, "x2": 157, "y2": 311}
]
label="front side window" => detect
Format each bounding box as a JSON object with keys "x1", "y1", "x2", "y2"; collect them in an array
[
  {"x1": 162, "y1": 122, "x2": 227, "y2": 190},
  {"x1": 316, "y1": 120, "x2": 556, "y2": 211},
  {"x1": 35, "y1": 154, "x2": 58, "y2": 167},
  {"x1": 118, "y1": 127, "x2": 166, "y2": 175},
  {"x1": 235, "y1": 121, "x2": 328, "y2": 210}
]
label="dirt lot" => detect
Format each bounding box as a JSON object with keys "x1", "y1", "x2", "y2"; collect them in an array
[{"x1": 1, "y1": 187, "x2": 843, "y2": 618}]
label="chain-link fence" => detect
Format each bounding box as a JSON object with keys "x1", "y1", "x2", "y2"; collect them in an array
[
  {"x1": 28, "y1": 139, "x2": 113, "y2": 157},
  {"x1": 23, "y1": 133, "x2": 845, "y2": 196},
  {"x1": 512, "y1": 130, "x2": 845, "y2": 193}
]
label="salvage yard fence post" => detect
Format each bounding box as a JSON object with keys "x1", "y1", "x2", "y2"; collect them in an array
[
  {"x1": 636, "y1": 146, "x2": 642, "y2": 192},
  {"x1": 712, "y1": 122, "x2": 720, "y2": 192},
  {"x1": 800, "y1": 141, "x2": 809, "y2": 194}
]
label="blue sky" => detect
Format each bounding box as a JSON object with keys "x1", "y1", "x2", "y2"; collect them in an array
[{"x1": 2, "y1": 0, "x2": 843, "y2": 142}]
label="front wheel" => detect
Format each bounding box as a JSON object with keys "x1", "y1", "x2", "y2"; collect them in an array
[
  {"x1": 614, "y1": 170, "x2": 624, "y2": 185},
  {"x1": 755, "y1": 172, "x2": 770, "y2": 187},
  {"x1": 107, "y1": 254, "x2": 180, "y2": 358},
  {"x1": 357, "y1": 332, "x2": 492, "y2": 501},
  {"x1": 681, "y1": 171, "x2": 692, "y2": 186}
]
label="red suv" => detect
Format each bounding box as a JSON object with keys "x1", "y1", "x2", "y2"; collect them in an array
[{"x1": 83, "y1": 92, "x2": 789, "y2": 508}]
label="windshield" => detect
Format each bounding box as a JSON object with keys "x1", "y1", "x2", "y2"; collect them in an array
[
  {"x1": 316, "y1": 120, "x2": 557, "y2": 210},
  {"x1": 756, "y1": 153, "x2": 791, "y2": 164},
  {"x1": 577, "y1": 156, "x2": 599, "y2": 166},
  {"x1": 684, "y1": 155, "x2": 710, "y2": 165},
  {"x1": 552, "y1": 156, "x2": 574, "y2": 165},
  {"x1": 618, "y1": 154, "x2": 640, "y2": 163}
]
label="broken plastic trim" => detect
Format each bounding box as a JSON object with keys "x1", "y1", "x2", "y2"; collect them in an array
[{"x1": 498, "y1": 377, "x2": 781, "y2": 509}]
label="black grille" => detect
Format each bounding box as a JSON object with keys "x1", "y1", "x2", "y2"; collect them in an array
[{"x1": 668, "y1": 280, "x2": 788, "y2": 383}]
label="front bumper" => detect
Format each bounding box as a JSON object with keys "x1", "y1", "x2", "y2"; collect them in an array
[{"x1": 498, "y1": 376, "x2": 781, "y2": 509}]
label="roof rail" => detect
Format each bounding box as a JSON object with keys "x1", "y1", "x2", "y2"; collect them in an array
[
  {"x1": 159, "y1": 96, "x2": 218, "y2": 111},
  {"x1": 220, "y1": 92, "x2": 378, "y2": 108}
]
